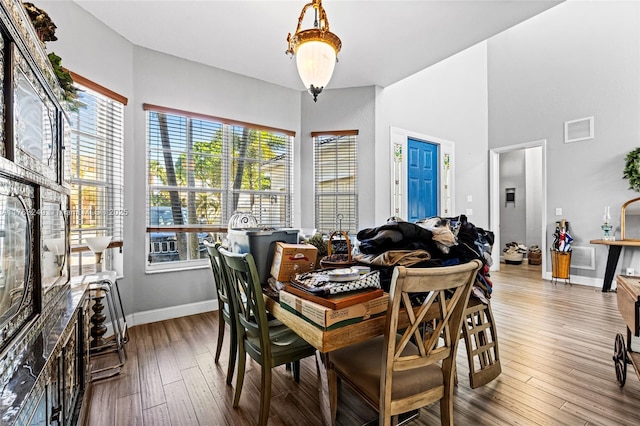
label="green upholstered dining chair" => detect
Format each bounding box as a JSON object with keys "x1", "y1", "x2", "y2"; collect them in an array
[
  {"x1": 204, "y1": 241, "x2": 237, "y2": 385},
  {"x1": 326, "y1": 259, "x2": 482, "y2": 426},
  {"x1": 219, "y1": 248, "x2": 317, "y2": 426}
]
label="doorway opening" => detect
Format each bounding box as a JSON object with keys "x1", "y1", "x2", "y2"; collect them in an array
[{"x1": 489, "y1": 140, "x2": 547, "y2": 277}]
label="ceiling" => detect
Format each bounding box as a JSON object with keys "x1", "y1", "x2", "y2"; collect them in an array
[{"x1": 72, "y1": 0, "x2": 563, "y2": 92}]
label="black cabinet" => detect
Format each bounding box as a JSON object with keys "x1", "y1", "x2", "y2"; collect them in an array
[{"x1": 0, "y1": 0, "x2": 91, "y2": 424}]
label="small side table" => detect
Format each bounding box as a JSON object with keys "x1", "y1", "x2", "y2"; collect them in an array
[
  {"x1": 590, "y1": 239, "x2": 640, "y2": 292},
  {"x1": 82, "y1": 271, "x2": 128, "y2": 380}
]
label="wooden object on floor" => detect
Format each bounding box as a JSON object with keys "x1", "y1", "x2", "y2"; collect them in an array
[
  {"x1": 460, "y1": 297, "x2": 501, "y2": 389},
  {"x1": 325, "y1": 260, "x2": 482, "y2": 426},
  {"x1": 613, "y1": 274, "x2": 640, "y2": 387}
]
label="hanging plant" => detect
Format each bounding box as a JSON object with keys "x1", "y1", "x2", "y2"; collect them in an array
[
  {"x1": 47, "y1": 52, "x2": 80, "y2": 111},
  {"x1": 623, "y1": 148, "x2": 640, "y2": 193}
]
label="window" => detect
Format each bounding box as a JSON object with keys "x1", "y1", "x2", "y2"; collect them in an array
[
  {"x1": 68, "y1": 74, "x2": 126, "y2": 276},
  {"x1": 313, "y1": 130, "x2": 358, "y2": 234},
  {"x1": 144, "y1": 104, "x2": 294, "y2": 268}
]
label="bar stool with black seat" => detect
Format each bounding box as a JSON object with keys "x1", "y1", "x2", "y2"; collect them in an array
[
  {"x1": 219, "y1": 248, "x2": 317, "y2": 426},
  {"x1": 204, "y1": 240, "x2": 237, "y2": 385}
]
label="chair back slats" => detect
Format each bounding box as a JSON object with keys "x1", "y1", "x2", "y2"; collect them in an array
[
  {"x1": 205, "y1": 242, "x2": 233, "y2": 318},
  {"x1": 381, "y1": 259, "x2": 482, "y2": 413},
  {"x1": 219, "y1": 248, "x2": 271, "y2": 356}
]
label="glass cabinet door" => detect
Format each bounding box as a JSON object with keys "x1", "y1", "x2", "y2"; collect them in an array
[
  {"x1": 40, "y1": 188, "x2": 69, "y2": 305},
  {"x1": 0, "y1": 177, "x2": 34, "y2": 350},
  {"x1": 12, "y1": 44, "x2": 58, "y2": 182}
]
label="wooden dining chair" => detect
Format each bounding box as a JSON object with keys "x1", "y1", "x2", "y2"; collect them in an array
[
  {"x1": 326, "y1": 259, "x2": 482, "y2": 426},
  {"x1": 204, "y1": 241, "x2": 237, "y2": 385},
  {"x1": 219, "y1": 248, "x2": 317, "y2": 426}
]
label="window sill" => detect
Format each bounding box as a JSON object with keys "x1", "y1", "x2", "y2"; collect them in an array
[
  {"x1": 145, "y1": 259, "x2": 210, "y2": 275},
  {"x1": 71, "y1": 240, "x2": 123, "y2": 253}
]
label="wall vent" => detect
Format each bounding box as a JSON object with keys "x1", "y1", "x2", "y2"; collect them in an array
[
  {"x1": 564, "y1": 116, "x2": 594, "y2": 143},
  {"x1": 568, "y1": 246, "x2": 595, "y2": 270}
]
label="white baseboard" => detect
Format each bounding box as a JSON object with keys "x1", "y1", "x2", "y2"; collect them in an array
[
  {"x1": 102, "y1": 299, "x2": 220, "y2": 338},
  {"x1": 542, "y1": 272, "x2": 605, "y2": 289},
  {"x1": 128, "y1": 299, "x2": 219, "y2": 327}
]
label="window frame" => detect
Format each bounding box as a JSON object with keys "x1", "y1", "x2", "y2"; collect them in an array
[
  {"x1": 67, "y1": 72, "x2": 127, "y2": 276},
  {"x1": 313, "y1": 130, "x2": 359, "y2": 235},
  {"x1": 144, "y1": 104, "x2": 295, "y2": 271}
]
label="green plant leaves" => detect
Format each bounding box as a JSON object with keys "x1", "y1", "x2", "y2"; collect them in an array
[{"x1": 623, "y1": 148, "x2": 640, "y2": 193}]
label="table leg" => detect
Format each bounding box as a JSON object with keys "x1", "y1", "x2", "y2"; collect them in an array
[{"x1": 602, "y1": 245, "x2": 623, "y2": 292}]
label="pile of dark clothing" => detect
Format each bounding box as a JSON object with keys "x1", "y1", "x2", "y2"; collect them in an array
[{"x1": 354, "y1": 215, "x2": 494, "y2": 304}]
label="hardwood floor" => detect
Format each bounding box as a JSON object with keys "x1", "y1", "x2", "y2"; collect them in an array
[{"x1": 86, "y1": 264, "x2": 640, "y2": 425}]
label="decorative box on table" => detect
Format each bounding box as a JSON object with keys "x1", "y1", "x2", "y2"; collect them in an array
[
  {"x1": 279, "y1": 290, "x2": 389, "y2": 331},
  {"x1": 270, "y1": 242, "x2": 318, "y2": 282}
]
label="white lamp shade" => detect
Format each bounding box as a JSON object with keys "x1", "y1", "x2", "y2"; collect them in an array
[
  {"x1": 295, "y1": 40, "x2": 337, "y2": 91},
  {"x1": 85, "y1": 236, "x2": 112, "y2": 254}
]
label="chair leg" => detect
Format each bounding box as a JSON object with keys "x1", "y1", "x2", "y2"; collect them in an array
[
  {"x1": 293, "y1": 360, "x2": 300, "y2": 382},
  {"x1": 233, "y1": 345, "x2": 247, "y2": 408},
  {"x1": 226, "y1": 324, "x2": 237, "y2": 386},
  {"x1": 439, "y1": 386, "x2": 454, "y2": 426},
  {"x1": 258, "y1": 365, "x2": 272, "y2": 426},
  {"x1": 215, "y1": 312, "x2": 225, "y2": 363}
]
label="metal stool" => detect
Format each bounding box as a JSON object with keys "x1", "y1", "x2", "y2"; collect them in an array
[{"x1": 82, "y1": 271, "x2": 128, "y2": 380}]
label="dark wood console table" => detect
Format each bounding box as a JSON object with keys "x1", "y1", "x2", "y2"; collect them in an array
[{"x1": 590, "y1": 239, "x2": 640, "y2": 292}]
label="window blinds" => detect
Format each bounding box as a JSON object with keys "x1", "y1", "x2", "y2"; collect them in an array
[
  {"x1": 313, "y1": 130, "x2": 359, "y2": 234},
  {"x1": 68, "y1": 83, "x2": 125, "y2": 249},
  {"x1": 144, "y1": 104, "x2": 294, "y2": 264}
]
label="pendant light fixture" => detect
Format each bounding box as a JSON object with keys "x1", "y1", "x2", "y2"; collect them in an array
[{"x1": 286, "y1": 0, "x2": 341, "y2": 102}]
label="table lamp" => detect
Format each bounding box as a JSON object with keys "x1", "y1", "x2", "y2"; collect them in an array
[{"x1": 85, "y1": 236, "x2": 112, "y2": 272}]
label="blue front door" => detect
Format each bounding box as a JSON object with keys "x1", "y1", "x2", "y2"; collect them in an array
[{"x1": 407, "y1": 138, "x2": 438, "y2": 222}]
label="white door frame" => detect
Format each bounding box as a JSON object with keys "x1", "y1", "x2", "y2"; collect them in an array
[
  {"x1": 390, "y1": 126, "x2": 455, "y2": 219},
  {"x1": 489, "y1": 140, "x2": 547, "y2": 274}
]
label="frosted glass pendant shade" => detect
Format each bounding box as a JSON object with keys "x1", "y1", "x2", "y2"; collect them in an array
[
  {"x1": 286, "y1": 0, "x2": 341, "y2": 102},
  {"x1": 296, "y1": 40, "x2": 337, "y2": 95}
]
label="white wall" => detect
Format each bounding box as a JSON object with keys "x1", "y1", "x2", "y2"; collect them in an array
[
  {"x1": 376, "y1": 42, "x2": 490, "y2": 228},
  {"x1": 488, "y1": 0, "x2": 640, "y2": 283}
]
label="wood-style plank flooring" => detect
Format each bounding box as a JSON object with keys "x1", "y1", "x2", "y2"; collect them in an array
[{"x1": 86, "y1": 264, "x2": 640, "y2": 425}]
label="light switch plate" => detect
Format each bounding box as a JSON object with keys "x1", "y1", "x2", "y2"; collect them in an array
[{"x1": 555, "y1": 208, "x2": 562, "y2": 216}]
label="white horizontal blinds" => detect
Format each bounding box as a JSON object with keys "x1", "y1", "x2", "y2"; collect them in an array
[
  {"x1": 145, "y1": 104, "x2": 294, "y2": 264},
  {"x1": 68, "y1": 84, "x2": 125, "y2": 248},
  {"x1": 313, "y1": 130, "x2": 359, "y2": 234},
  {"x1": 229, "y1": 124, "x2": 292, "y2": 227},
  {"x1": 147, "y1": 111, "x2": 225, "y2": 229}
]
